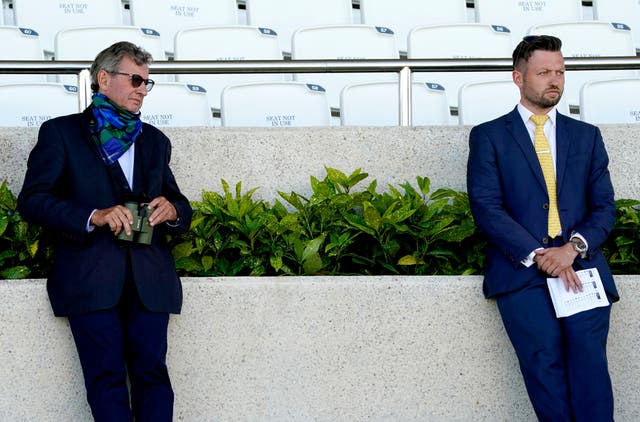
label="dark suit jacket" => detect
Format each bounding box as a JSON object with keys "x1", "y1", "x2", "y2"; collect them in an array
[
  {"x1": 18, "y1": 109, "x2": 193, "y2": 317},
  {"x1": 467, "y1": 106, "x2": 618, "y2": 300}
]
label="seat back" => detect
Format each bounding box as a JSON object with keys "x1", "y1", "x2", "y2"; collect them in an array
[
  {"x1": 592, "y1": 0, "x2": 640, "y2": 51},
  {"x1": 359, "y1": 0, "x2": 467, "y2": 53},
  {"x1": 528, "y1": 21, "x2": 637, "y2": 107},
  {"x1": 141, "y1": 82, "x2": 213, "y2": 127},
  {"x1": 55, "y1": 26, "x2": 165, "y2": 85},
  {"x1": 0, "y1": 83, "x2": 79, "y2": 127},
  {"x1": 474, "y1": 0, "x2": 582, "y2": 45},
  {"x1": 340, "y1": 81, "x2": 450, "y2": 126},
  {"x1": 221, "y1": 82, "x2": 331, "y2": 127},
  {"x1": 580, "y1": 78, "x2": 640, "y2": 124},
  {"x1": 13, "y1": 0, "x2": 123, "y2": 54},
  {"x1": 458, "y1": 80, "x2": 519, "y2": 125},
  {"x1": 291, "y1": 24, "x2": 398, "y2": 109},
  {"x1": 245, "y1": 0, "x2": 352, "y2": 55},
  {"x1": 174, "y1": 26, "x2": 284, "y2": 111},
  {"x1": 407, "y1": 23, "x2": 513, "y2": 108},
  {"x1": 129, "y1": 0, "x2": 238, "y2": 56},
  {"x1": 0, "y1": 26, "x2": 45, "y2": 83},
  {"x1": 458, "y1": 79, "x2": 570, "y2": 125}
]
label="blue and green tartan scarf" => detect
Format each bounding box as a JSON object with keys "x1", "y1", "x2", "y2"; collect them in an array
[{"x1": 90, "y1": 93, "x2": 142, "y2": 165}]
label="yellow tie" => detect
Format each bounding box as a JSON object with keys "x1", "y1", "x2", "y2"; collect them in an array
[{"x1": 530, "y1": 114, "x2": 562, "y2": 237}]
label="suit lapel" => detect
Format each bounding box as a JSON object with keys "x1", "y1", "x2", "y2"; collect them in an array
[
  {"x1": 554, "y1": 113, "x2": 571, "y2": 195},
  {"x1": 505, "y1": 107, "x2": 548, "y2": 192}
]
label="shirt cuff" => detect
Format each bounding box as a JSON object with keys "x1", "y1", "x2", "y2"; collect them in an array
[
  {"x1": 570, "y1": 232, "x2": 589, "y2": 250},
  {"x1": 86, "y1": 209, "x2": 97, "y2": 233},
  {"x1": 521, "y1": 248, "x2": 544, "y2": 268}
]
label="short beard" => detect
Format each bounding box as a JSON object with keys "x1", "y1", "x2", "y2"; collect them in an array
[{"x1": 524, "y1": 88, "x2": 562, "y2": 109}]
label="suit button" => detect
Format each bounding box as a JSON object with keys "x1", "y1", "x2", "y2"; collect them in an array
[
  {"x1": 542, "y1": 237, "x2": 549, "y2": 244},
  {"x1": 543, "y1": 203, "x2": 549, "y2": 209}
]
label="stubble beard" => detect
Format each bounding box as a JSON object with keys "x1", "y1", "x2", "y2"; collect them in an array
[{"x1": 524, "y1": 86, "x2": 563, "y2": 110}]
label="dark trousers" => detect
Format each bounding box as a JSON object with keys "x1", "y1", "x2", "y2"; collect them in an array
[
  {"x1": 497, "y1": 283, "x2": 613, "y2": 422},
  {"x1": 69, "y1": 274, "x2": 173, "y2": 422}
]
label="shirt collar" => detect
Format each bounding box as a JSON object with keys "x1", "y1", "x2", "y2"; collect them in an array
[{"x1": 517, "y1": 103, "x2": 557, "y2": 128}]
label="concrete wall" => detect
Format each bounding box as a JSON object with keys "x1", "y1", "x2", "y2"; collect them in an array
[
  {"x1": 1, "y1": 125, "x2": 639, "y2": 420},
  {"x1": 1, "y1": 276, "x2": 639, "y2": 421},
  {"x1": 2, "y1": 125, "x2": 639, "y2": 202}
]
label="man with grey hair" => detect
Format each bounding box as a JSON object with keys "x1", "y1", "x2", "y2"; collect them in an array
[{"x1": 19, "y1": 41, "x2": 192, "y2": 421}]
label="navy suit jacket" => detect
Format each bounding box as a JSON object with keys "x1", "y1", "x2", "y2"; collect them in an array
[
  {"x1": 18, "y1": 109, "x2": 193, "y2": 317},
  {"x1": 467, "y1": 107, "x2": 618, "y2": 300}
]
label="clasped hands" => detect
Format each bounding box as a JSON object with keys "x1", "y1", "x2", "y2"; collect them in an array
[
  {"x1": 90, "y1": 196, "x2": 178, "y2": 237},
  {"x1": 534, "y1": 244, "x2": 582, "y2": 293}
]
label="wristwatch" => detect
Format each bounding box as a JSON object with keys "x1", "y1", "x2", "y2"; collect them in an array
[{"x1": 570, "y1": 238, "x2": 587, "y2": 258}]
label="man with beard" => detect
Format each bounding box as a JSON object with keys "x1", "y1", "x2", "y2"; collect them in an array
[{"x1": 466, "y1": 35, "x2": 618, "y2": 421}]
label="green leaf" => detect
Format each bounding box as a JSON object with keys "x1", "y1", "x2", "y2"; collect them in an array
[
  {"x1": 172, "y1": 241, "x2": 195, "y2": 260},
  {"x1": 398, "y1": 255, "x2": 419, "y2": 266},
  {"x1": 1, "y1": 266, "x2": 31, "y2": 279},
  {"x1": 302, "y1": 236, "x2": 325, "y2": 262},
  {"x1": 363, "y1": 202, "x2": 381, "y2": 231},
  {"x1": 302, "y1": 252, "x2": 323, "y2": 274}
]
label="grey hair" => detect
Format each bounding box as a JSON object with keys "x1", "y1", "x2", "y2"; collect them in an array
[{"x1": 89, "y1": 41, "x2": 153, "y2": 92}]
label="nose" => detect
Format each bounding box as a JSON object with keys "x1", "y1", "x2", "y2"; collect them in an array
[{"x1": 136, "y1": 83, "x2": 148, "y2": 96}]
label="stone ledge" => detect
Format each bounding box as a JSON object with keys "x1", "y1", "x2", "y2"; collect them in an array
[
  {"x1": 2, "y1": 125, "x2": 639, "y2": 202},
  {"x1": 1, "y1": 276, "x2": 638, "y2": 421}
]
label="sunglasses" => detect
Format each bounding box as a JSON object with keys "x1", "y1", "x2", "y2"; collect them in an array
[{"x1": 108, "y1": 71, "x2": 155, "y2": 92}]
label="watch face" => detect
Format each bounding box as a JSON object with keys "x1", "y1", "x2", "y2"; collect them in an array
[{"x1": 572, "y1": 240, "x2": 587, "y2": 252}]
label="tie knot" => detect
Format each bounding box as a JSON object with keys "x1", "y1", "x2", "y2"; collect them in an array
[{"x1": 530, "y1": 114, "x2": 549, "y2": 127}]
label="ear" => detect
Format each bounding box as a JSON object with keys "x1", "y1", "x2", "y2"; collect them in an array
[
  {"x1": 97, "y1": 69, "x2": 110, "y2": 93},
  {"x1": 512, "y1": 69, "x2": 523, "y2": 89}
]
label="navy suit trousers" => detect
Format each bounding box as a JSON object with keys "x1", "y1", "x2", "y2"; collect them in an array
[
  {"x1": 497, "y1": 282, "x2": 613, "y2": 422},
  {"x1": 69, "y1": 266, "x2": 173, "y2": 422}
]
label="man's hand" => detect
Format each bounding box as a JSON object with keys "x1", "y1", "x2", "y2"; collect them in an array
[
  {"x1": 557, "y1": 267, "x2": 583, "y2": 293},
  {"x1": 147, "y1": 196, "x2": 178, "y2": 226},
  {"x1": 535, "y1": 243, "x2": 583, "y2": 292},
  {"x1": 91, "y1": 205, "x2": 134, "y2": 236}
]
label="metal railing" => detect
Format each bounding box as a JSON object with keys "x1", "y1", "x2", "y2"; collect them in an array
[{"x1": 1, "y1": 57, "x2": 640, "y2": 126}]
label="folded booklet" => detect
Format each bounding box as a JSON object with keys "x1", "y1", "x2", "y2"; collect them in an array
[{"x1": 546, "y1": 268, "x2": 610, "y2": 318}]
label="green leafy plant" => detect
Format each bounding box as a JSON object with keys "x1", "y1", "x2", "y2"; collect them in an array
[
  {"x1": 169, "y1": 168, "x2": 485, "y2": 276},
  {"x1": 2, "y1": 171, "x2": 640, "y2": 279},
  {"x1": 0, "y1": 181, "x2": 52, "y2": 279},
  {"x1": 603, "y1": 199, "x2": 640, "y2": 274}
]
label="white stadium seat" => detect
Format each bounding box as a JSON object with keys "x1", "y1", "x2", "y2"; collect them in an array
[
  {"x1": 12, "y1": 0, "x2": 123, "y2": 54},
  {"x1": 0, "y1": 25, "x2": 46, "y2": 83},
  {"x1": 340, "y1": 81, "x2": 450, "y2": 126},
  {"x1": 592, "y1": 0, "x2": 640, "y2": 51},
  {"x1": 474, "y1": 0, "x2": 582, "y2": 46},
  {"x1": 221, "y1": 81, "x2": 331, "y2": 127},
  {"x1": 407, "y1": 23, "x2": 513, "y2": 109},
  {"x1": 174, "y1": 25, "x2": 284, "y2": 111},
  {"x1": 141, "y1": 82, "x2": 213, "y2": 127},
  {"x1": 580, "y1": 78, "x2": 640, "y2": 124},
  {"x1": 359, "y1": 0, "x2": 468, "y2": 54},
  {"x1": 458, "y1": 79, "x2": 570, "y2": 125},
  {"x1": 458, "y1": 80, "x2": 520, "y2": 125},
  {"x1": 0, "y1": 83, "x2": 79, "y2": 127},
  {"x1": 291, "y1": 24, "x2": 399, "y2": 110},
  {"x1": 55, "y1": 26, "x2": 165, "y2": 61},
  {"x1": 130, "y1": 0, "x2": 238, "y2": 56},
  {"x1": 528, "y1": 21, "x2": 637, "y2": 108},
  {"x1": 55, "y1": 26, "x2": 165, "y2": 85},
  {"x1": 245, "y1": 0, "x2": 352, "y2": 55}
]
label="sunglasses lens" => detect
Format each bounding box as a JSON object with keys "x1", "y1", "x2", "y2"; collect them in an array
[{"x1": 130, "y1": 74, "x2": 144, "y2": 88}]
